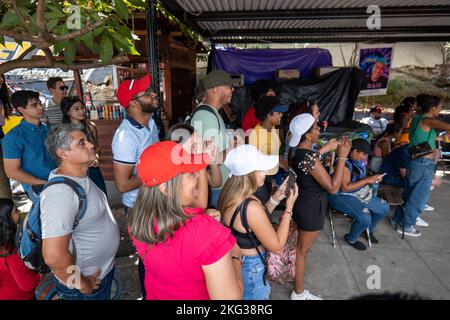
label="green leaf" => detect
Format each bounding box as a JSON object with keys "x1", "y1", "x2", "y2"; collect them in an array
[
  {"x1": 110, "y1": 32, "x2": 132, "y2": 53},
  {"x1": 64, "y1": 40, "x2": 76, "y2": 65},
  {"x1": 128, "y1": 0, "x2": 147, "y2": 7},
  {"x1": 1, "y1": 10, "x2": 20, "y2": 28},
  {"x1": 53, "y1": 40, "x2": 69, "y2": 54},
  {"x1": 92, "y1": 26, "x2": 105, "y2": 38},
  {"x1": 44, "y1": 6, "x2": 66, "y2": 20},
  {"x1": 99, "y1": 33, "x2": 113, "y2": 66},
  {"x1": 47, "y1": 19, "x2": 59, "y2": 31},
  {"x1": 116, "y1": 24, "x2": 132, "y2": 38},
  {"x1": 0, "y1": 34, "x2": 5, "y2": 47},
  {"x1": 17, "y1": 0, "x2": 33, "y2": 7},
  {"x1": 80, "y1": 32, "x2": 99, "y2": 54},
  {"x1": 114, "y1": 0, "x2": 129, "y2": 20}
]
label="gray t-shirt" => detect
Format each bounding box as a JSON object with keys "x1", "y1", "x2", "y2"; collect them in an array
[{"x1": 40, "y1": 170, "x2": 120, "y2": 279}]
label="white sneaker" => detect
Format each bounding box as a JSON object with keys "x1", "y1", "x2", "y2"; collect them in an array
[
  {"x1": 424, "y1": 204, "x2": 434, "y2": 212},
  {"x1": 416, "y1": 217, "x2": 429, "y2": 227},
  {"x1": 290, "y1": 289, "x2": 323, "y2": 300},
  {"x1": 397, "y1": 226, "x2": 421, "y2": 237}
]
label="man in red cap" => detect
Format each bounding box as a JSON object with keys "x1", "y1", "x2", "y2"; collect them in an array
[
  {"x1": 361, "y1": 104, "x2": 389, "y2": 138},
  {"x1": 111, "y1": 74, "x2": 159, "y2": 299}
]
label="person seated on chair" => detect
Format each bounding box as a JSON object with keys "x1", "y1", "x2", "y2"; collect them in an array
[
  {"x1": 380, "y1": 142, "x2": 409, "y2": 188},
  {"x1": 328, "y1": 139, "x2": 389, "y2": 251},
  {"x1": 369, "y1": 123, "x2": 401, "y2": 173}
]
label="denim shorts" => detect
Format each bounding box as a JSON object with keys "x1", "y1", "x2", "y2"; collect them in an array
[
  {"x1": 242, "y1": 251, "x2": 270, "y2": 300},
  {"x1": 53, "y1": 267, "x2": 115, "y2": 300}
]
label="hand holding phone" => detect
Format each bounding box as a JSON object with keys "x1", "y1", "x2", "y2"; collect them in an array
[{"x1": 285, "y1": 169, "x2": 297, "y2": 197}]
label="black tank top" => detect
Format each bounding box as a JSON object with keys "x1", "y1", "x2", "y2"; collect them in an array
[{"x1": 226, "y1": 198, "x2": 272, "y2": 249}]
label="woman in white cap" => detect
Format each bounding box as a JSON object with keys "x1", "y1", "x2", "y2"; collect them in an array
[
  {"x1": 288, "y1": 113, "x2": 351, "y2": 300},
  {"x1": 219, "y1": 144, "x2": 299, "y2": 300}
]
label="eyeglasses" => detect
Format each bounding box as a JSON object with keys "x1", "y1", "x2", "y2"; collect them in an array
[
  {"x1": 133, "y1": 88, "x2": 153, "y2": 100},
  {"x1": 59, "y1": 85, "x2": 68, "y2": 91}
]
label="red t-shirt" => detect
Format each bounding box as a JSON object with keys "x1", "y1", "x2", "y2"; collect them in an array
[
  {"x1": 241, "y1": 107, "x2": 260, "y2": 133},
  {"x1": 130, "y1": 208, "x2": 236, "y2": 300},
  {"x1": 0, "y1": 251, "x2": 40, "y2": 300}
]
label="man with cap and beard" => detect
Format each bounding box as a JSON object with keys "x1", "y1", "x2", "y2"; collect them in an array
[
  {"x1": 111, "y1": 74, "x2": 159, "y2": 299},
  {"x1": 190, "y1": 70, "x2": 238, "y2": 208}
]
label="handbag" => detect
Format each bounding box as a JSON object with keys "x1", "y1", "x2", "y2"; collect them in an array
[
  {"x1": 408, "y1": 117, "x2": 433, "y2": 160},
  {"x1": 267, "y1": 225, "x2": 297, "y2": 285}
]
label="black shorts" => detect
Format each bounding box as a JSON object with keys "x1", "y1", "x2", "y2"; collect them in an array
[{"x1": 293, "y1": 192, "x2": 328, "y2": 232}]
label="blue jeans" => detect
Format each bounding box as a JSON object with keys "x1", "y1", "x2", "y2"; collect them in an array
[
  {"x1": 242, "y1": 251, "x2": 270, "y2": 300},
  {"x1": 54, "y1": 267, "x2": 115, "y2": 300},
  {"x1": 392, "y1": 158, "x2": 435, "y2": 229},
  {"x1": 328, "y1": 194, "x2": 389, "y2": 243},
  {"x1": 209, "y1": 188, "x2": 221, "y2": 208}
]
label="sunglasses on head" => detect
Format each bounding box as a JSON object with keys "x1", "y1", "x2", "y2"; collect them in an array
[{"x1": 59, "y1": 85, "x2": 68, "y2": 91}]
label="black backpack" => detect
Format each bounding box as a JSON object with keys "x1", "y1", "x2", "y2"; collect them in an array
[{"x1": 185, "y1": 104, "x2": 221, "y2": 130}]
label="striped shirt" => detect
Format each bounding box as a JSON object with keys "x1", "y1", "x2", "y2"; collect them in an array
[{"x1": 42, "y1": 98, "x2": 63, "y2": 127}]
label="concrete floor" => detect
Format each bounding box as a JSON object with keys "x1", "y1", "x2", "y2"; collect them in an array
[{"x1": 17, "y1": 172, "x2": 449, "y2": 300}]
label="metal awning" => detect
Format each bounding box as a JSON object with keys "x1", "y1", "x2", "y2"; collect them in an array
[{"x1": 159, "y1": 0, "x2": 450, "y2": 43}]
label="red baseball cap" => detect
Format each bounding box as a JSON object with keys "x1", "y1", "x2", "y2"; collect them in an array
[
  {"x1": 371, "y1": 104, "x2": 382, "y2": 113},
  {"x1": 137, "y1": 141, "x2": 208, "y2": 187},
  {"x1": 116, "y1": 74, "x2": 152, "y2": 108}
]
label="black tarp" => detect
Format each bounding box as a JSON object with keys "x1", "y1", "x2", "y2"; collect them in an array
[{"x1": 230, "y1": 67, "x2": 364, "y2": 127}]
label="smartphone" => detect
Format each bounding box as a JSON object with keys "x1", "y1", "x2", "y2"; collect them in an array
[{"x1": 285, "y1": 169, "x2": 297, "y2": 197}]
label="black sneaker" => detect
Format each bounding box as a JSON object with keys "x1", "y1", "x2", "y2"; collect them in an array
[
  {"x1": 361, "y1": 232, "x2": 379, "y2": 244},
  {"x1": 344, "y1": 234, "x2": 367, "y2": 251}
]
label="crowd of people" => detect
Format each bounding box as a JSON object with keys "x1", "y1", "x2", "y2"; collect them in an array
[{"x1": 0, "y1": 70, "x2": 449, "y2": 301}]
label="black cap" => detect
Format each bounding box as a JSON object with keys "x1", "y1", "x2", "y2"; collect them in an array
[
  {"x1": 351, "y1": 138, "x2": 373, "y2": 156},
  {"x1": 254, "y1": 96, "x2": 289, "y2": 121}
]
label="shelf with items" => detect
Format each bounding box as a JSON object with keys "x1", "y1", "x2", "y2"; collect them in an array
[{"x1": 86, "y1": 103, "x2": 126, "y2": 121}]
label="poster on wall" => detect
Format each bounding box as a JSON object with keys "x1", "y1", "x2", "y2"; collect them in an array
[{"x1": 358, "y1": 45, "x2": 394, "y2": 97}]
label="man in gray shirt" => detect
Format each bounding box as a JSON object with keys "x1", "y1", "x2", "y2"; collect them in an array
[
  {"x1": 42, "y1": 77, "x2": 67, "y2": 126},
  {"x1": 41, "y1": 123, "x2": 120, "y2": 300}
]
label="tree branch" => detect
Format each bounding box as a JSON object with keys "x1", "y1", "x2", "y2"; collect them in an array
[
  {"x1": 54, "y1": 20, "x2": 105, "y2": 42},
  {"x1": 0, "y1": 27, "x2": 37, "y2": 43},
  {"x1": 16, "y1": 45, "x2": 36, "y2": 61},
  {"x1": 0, "y1": 54, "x2": 130, "y2": 75},
  {"x1": 36, "y1": 0, "x2": 47, "y2": 37}
]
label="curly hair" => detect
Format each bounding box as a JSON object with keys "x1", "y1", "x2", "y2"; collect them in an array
[{"x1": 0, "y1": 198, "x2": 16, "y2": 254}]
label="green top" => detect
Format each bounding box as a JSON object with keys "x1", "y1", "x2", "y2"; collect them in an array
[
  {"x1": 409, "y1": 115, "x2": 437, "y2": 150},
  {"x1": 191, "y1": 104, "x2": 230, "y2": 189}
]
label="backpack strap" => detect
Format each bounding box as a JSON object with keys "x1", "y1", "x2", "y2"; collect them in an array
[
  {"x1": 41, "y1": 177, "x2": 87, "y2": 228},
  {"x1": 238, "y1": 198, "x2": 268, "y2": 286},
  {"x1": 191, "y1": 104, "x2": 221, "y2": 130}
]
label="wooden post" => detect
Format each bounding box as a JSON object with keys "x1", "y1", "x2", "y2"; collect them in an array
[{"x1": 74, "y1": 69, "x2": 83, "y2": 99}]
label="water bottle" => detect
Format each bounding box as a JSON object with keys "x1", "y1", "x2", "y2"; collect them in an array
[{"x1": 373, "y1": 181, "x2": 379, "y2": 197}]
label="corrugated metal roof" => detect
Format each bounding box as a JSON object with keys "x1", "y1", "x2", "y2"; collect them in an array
[
  {"x1": 174, "y1": 0, "x2": 450, "y2": 12},
  {"x1": 160, "y1": 0, "x2": 450, "y2": 43}
]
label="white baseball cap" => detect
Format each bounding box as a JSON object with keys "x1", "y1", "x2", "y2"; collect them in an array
[
  {"x1": 288, "y1": 113, "x2": 315, "y2": 147},
  {"x1": 224, "y1": 144, "x2": 278, "y2": 176}
]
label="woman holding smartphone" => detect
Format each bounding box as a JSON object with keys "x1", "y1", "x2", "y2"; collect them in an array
[{"x1": 288, "y1": 113, "x2": 351, "y2": 300}]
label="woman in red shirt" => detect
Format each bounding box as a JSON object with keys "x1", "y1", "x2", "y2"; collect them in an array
[
  {"x1": 0, "y1": 198, "x2": 40, "y2": 300},
  {"x1": 129, "y1": 141, "x2": 243, "y2": 300}
]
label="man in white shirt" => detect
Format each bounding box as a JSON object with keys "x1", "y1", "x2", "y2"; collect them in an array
[
  {"x1": 42, "y1": 123, "x2": 120, "y2": 300},
  {"x1": 111, "y1": 74, "x2": 159, "y2": 299},
  {"x1": 361, "y1": 104, "x2": 389, "y2": 137}
]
